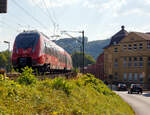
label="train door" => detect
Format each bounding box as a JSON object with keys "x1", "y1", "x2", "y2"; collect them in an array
[{"x1": 65, "y1": 54, "x2": 68, "y2": 70}]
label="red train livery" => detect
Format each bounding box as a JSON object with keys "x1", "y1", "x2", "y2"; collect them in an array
[{"x1": 12, "y1": 31, "x2": 72, "y2": 72}]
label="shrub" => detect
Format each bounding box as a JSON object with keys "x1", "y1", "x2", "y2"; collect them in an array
[
  {"x1": 17, "y1": 66, "x2": 37, "y2": 85},
  {"x1": 52, "y1": 77, "x2": 72, "y2": 96},
  {"x1": 77, "y1": 73, "x2": 115, "y2": 96},
  {"x1": 0, "y1": 74, "x2": 9, "y2": 81},
  {"x1": 72, "y1": 68, "x2": 80, "y2": 73}
]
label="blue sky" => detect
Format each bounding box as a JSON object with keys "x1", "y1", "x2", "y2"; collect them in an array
[{"x1": 1, "y1": 0, "x2": 150, "y2": 51}]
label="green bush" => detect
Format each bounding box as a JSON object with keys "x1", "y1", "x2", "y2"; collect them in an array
[
  {"x1": 52, "y1": 77, "x2": 72, "y2": 96},
  {"x1": 0, "y1": 73, "x2": 135, "y2": 114},
  {"x1": 77, "y1": 73, "x2": 115, "y2": 96},
  {"x1": 17, "y1": 66, "x2": 37, "y2": 85},
  {"x1": 72, "y1": 68, "x2": 80, "y2": 73},
  {"x1": 0, "y1": 74, "x2": 9, "y2": 81}
]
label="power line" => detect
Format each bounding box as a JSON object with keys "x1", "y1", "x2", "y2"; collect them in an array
[
  {"x1": 31, "y1": 0, "x2": 60, "y2": 36},
  {"x1": 0, "y1": 21, "x2": 18, "y2": 30},
  {"x1": 31, "y1": 0, "x2": 51, "y2": 20},
  {"x1": 43, "y1": 0, "x2": 56, "y2": 26},
  {"x1": 12, "y1": 0, "x2": 48, "y2": 30},
  {"x1": 49, "y1": 0, "x2": 58, "y2": 24},
  {"x1": 43, "y1": 0, "x2": 57, "y2": 34}
]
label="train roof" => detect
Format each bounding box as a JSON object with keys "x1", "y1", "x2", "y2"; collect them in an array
[
  {"x1": 17, "y1": 30, "x2": 40, "y2": 36},
  {"x1": 17, "y1": 30, "x2": 71, "y2": 56}
]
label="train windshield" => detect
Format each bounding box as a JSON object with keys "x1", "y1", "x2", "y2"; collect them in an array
[{"x1": 15, "y1": 33, "x2": 40, "y2": 49}]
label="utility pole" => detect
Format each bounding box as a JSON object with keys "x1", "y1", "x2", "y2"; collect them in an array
[
  {"x1": 82, "y1": 30, "x2": 85, "y2": 73},
  {"x1": 61, "y1": 30, "x2": 85, "y2": 73}
]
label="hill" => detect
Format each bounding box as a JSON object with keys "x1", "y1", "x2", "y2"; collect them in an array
[
  {"x1": 0, "y1": 68, "x2": 135, "y2": 114},
  {"x1": 86, "y1": 39, "x2": 110, "y2": 59},
  {"x1": 54, "y1": 38, "x2": 110, "y2": 59}
]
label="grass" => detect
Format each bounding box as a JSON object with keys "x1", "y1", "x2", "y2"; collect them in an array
[{"x1": 0, "y1": 72, "x2": 135, "y2": 115}]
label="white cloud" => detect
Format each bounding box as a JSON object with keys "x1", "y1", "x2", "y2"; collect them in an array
[
  {"x1": 28, "y1": 0, "x2": 81, "y2": 8},
  {"x1": 83, "y1": 0, "x2": 126, "y2": 17},
  {"x1": 143, "y1": 0, "x2": 150, "y2": 4},
  {"x1": 122, "y1": 8, "x2": 150, "y2": 16}
]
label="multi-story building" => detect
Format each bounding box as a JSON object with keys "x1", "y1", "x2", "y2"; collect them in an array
[
  {"x1": 84, "y1": 53, "x2": 105, "y2": 80},
  {"x1": 104, "y1": 26, "x2": 150, "y2": 88}
]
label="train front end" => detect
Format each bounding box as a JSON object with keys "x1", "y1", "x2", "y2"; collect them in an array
[{"x1": 12, "y1": 31, "x2": 42, "y2": 69}]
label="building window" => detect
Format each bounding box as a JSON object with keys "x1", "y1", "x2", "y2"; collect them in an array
[
  {"x1": 139, "y1": 73, "x2": 143, "y2": 82},
  {"x1": 113, "y1": 41, "x2": 117, "y2": 45},
  {"x1": 114, "y1": 48, "x2": 118, "y2": 52},
  {"x1": 148, "y1": 57, "x2": 150, "y2": 66},
  {"x1": 128, "y1": 73, "x2": 132, "y2": 81},
  {"x1": 133, "y1": 44, "x2": 137, "y2": 50},
  {"x1": 139, "y1": 43, "x2": 143, "y2": 49},
  {"x1": 139, "y1": 57, "x2": 143, "y2": 67},
  {"x1": 114, "y1": 72, "x2": 118, "y2": 80},
  {"x1": 123, "y1": 57, "x2": 127, "y2": 68},
  {"x1": 134, "y1": 73, "x2": 138, "y2": 82},
  {"x1": 123, "y1": 73, "x2": 127, "y2": 81},
  {"x1": 114, "y1": 59, "x2": 118, "y2": 68},
  {"x1": 128, "y1": 44, "x2": 132, "y2": 50},
  {"x1": 134, "y1": 57, "x2": 137, "y2": 67},
  {"x1": 128, "y1": 57, "x2": 132, "y2": 67},
  {"x1": 147, "y1": 41, "x2": 150, "y2": 49},
  {"x1": 123, "y1": 45, "x2": 127, "y2": 50},
  {"x1": 148, "y1": 74, "x2": 150, "y2": 82},
  {"x1": 131, "y1": 38, "x2": 135, "y2": 40}
]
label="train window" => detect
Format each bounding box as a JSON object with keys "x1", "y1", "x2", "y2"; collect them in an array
[
  {"x1": 58, "y1": 52, "x2": 60, "y2": 61},
  {"x1": 61, "y1": 55, "x2": 63, "y2": 62},
  {"x1": 54, "y1": 48, "x2": 56, "y2": 57},
  {"x1": 49, "y1": 48, "x2": 52, "y2": 54},
  {"x1": 63, "y1": 55, "x2": 65, "y2": 63},
  {"x1": 56, "y1": 50, "x2": 58, "y2": 58},
  {"x1": 15, "y1": 33, "x2": 39, "y2": 50},
  {"x1": 62, "y1": 55, "x2": 64, "y2": 63},
  {"x1": 59, "y1": 54, "x2": 62, "y2": 62},
  {"x1": 52, "y1": 48, "x2": 54, "y2": 56},
  {"x1": 44, "y1": 41, "x2": 47, "y2": 53}
]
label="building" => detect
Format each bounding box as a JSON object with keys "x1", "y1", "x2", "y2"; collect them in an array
[
  {"x1": 104, "y1": 26, "x2": 150, "y2": 88},
  {"x1": 84, "y1": 53, "x2": 104, "y2": 80}
]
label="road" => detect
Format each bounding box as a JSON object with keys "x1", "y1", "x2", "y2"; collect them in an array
[{"x1": 115, "y1": 91, "x2": 150, "y2": 115}]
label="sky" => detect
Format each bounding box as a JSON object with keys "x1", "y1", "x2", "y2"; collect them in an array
[{"x1": 1, "y1": 0, "x2": 150, "y2": 51}]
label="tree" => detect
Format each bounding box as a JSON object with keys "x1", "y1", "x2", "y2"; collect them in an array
[
  {"x1": 71, "y1": 52, "x2": 96, "y2": 68},
  {"x1": 0, "y1": 50, "x2": 11, "y2": 71}
]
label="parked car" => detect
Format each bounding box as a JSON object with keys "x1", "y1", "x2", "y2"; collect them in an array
[
  {"x1": 128, "y1": 84, "x2": 143, "y2": 94},
  {"x1": 117, "y1": 83, "x2": 127, "y2": 91}
]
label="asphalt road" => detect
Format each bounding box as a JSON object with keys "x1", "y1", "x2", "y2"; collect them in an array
[{"x1": 115, "y1": 91, "x2": 150, "y2": 115}]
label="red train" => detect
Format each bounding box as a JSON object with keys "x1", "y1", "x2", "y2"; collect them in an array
[{"x1": 12, "y1": 31, "x2": 72, "y2": 73}]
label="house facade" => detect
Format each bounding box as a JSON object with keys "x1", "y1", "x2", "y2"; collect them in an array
[
  {"x1": 104, "y1": 26, "x2": 150, "y2": 88},
  {"x1": 84, "y1": 53, "x2": 104, "y2": 80}
]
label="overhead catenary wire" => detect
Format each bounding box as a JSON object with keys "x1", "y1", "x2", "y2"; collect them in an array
[
  {"x1": 43, "y1": 0, "x2": 56, "y2": 26},
  {"x1": 0, "y1": 20, "x2": 18, "y2": 31},
  {"x1": 43, "y1": 0, "x2": 57, "y2": 34},
  {"x1": 1, "y1": 14, "x2": 28, "y2": 30},
  {"x1": 31, "y1": 0, "x2": 60, "y2": 40},
  {"x1": 7, "y1": 10, "x2": 36, "y2": 29},
  {"x1": 31, "y1": 0, "x2": 52, "y2": 21},
  {"x1": 48, "y1": 0, "x2": 58, "y2": 25},
  {"x1": 12, "y1": 0, "x2": 49, "y2": 30}
]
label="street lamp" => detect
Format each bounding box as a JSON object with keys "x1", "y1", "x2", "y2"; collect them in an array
[
  {"x1": 4, "y1": 41, "x2": 10, "y2": 52},
  {"x1": 4, "y1": 41, "x2": 10, "y2": 72},
  {"x1": 61, "y1": 30, "x2": 85, "y2": 73}
]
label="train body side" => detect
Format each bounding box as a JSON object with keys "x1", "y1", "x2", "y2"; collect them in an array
[{"x1": 12, "y1": 31, "x2": 72, "y2": 72}]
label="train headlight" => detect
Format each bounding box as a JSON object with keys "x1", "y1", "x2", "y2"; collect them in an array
[{"x1": 16, "y1": 49, "x2": 18, "y2": 54}]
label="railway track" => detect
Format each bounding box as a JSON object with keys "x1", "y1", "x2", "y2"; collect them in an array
[{"x1": 6, "y1": 72, "x2": 78, "y2": 81}]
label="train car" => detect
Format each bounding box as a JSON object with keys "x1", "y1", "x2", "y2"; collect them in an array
[{"x1": 12, "y1": 30, "x2": 72, "y2": 73}]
